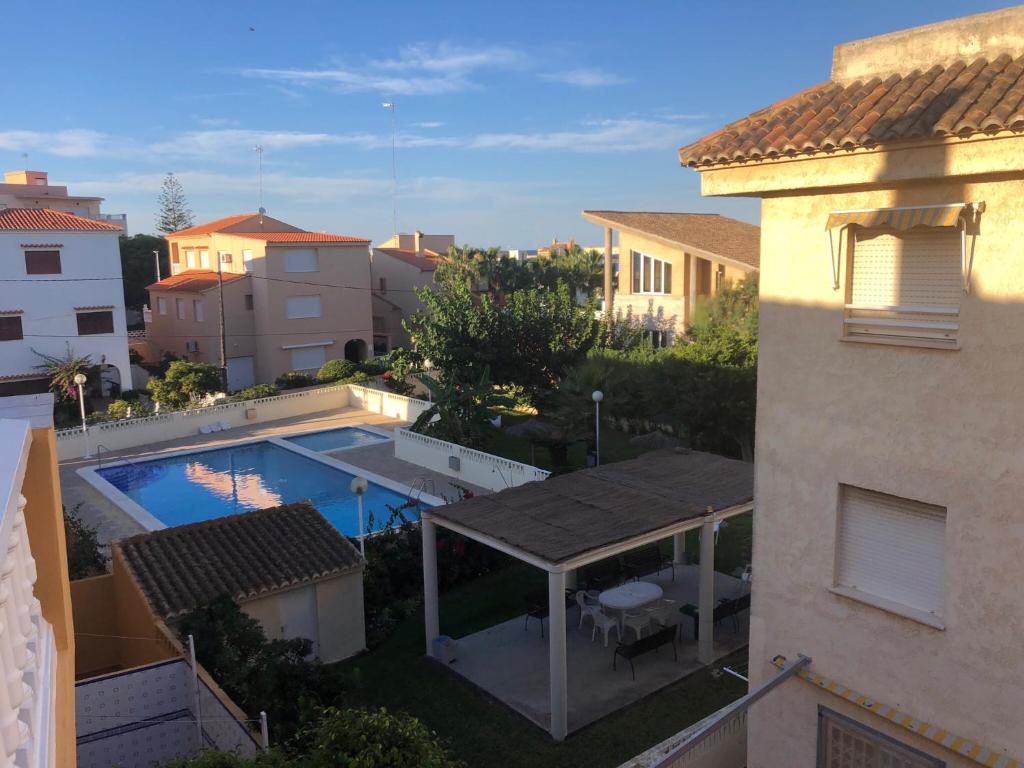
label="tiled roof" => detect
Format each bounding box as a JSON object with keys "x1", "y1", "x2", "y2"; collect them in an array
[
  {"x1": 375, "y1": 247, "x2": 440, "y2": 271},
  {"x1": 678, "y1": 54, "x2": 1024, "y2": 168},
  {"x1": 241, "y1": 231, "x2": 370, "y2": 244},
  {"x1": 146, "y1": 269, "x2": 248, "y2": 294},
  {"x1": 168, "y1": 213, "x2": 262, "y2": 237},
  {"x1": 115, "y1": 502, "x2": 363, "y2": 621},
  {"x1": 583, "y1": 211, "x2": 760, "y2": 269},
  {"x1": 0, "y1": 208, "x2": 121, "y2": 232}
]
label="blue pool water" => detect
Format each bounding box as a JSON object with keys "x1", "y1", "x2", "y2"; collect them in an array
[
  {"x1": 96, "y1": 441, "x2": 423, "y2": 536},
  {"x1": 282, "y1": 426, "x2": 390, "y2": 453}
]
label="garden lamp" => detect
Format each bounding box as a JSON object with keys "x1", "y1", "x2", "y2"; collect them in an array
[
  {"x1": 592, "y1": 390, "x2": 604, "y2": 466},
  {"x1": 350, "y1": 476, "x2": 370, "y2": 558},
  {"x1": 74, "y1": 373, "x2": 91, "y2": 458}
]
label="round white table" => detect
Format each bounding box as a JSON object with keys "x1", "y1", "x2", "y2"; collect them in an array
[{"x1": 598, "y1": 581, "x2": 663, "y2": 612}]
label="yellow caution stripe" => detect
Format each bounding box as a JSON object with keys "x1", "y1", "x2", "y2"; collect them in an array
[{"x1": 772, "y1": 655, "x2": 1020, "y2": 768}]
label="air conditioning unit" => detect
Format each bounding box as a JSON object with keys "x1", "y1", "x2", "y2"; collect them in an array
[{"x1": 185, "y1": 340, "x2": 200, "y2": 353}]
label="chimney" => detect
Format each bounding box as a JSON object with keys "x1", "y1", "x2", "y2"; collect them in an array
[
  {"x1": 4, "y1": 170, "x2": 48, "y2": 186},
  {"x1": 414, "y1": 230, "x2": 424, "y2": 256}
]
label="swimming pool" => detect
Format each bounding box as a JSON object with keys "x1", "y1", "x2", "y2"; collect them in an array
[
  {"x1": 89, "y1": 438, "x2": 433, "y2": 536},
  {"x1": 282, "y1": 426, "x2": 390, "y2": 453}
]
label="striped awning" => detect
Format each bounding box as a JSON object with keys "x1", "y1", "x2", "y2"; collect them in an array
[{"x1": 826, "y1": 204, "x2": 967, "y2": 231}]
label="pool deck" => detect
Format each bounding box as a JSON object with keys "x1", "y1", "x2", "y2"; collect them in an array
[{"x1": 60, "y1": 406, "x2": 487, "y2": 546}]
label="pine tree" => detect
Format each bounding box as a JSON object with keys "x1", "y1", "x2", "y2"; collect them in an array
[{"x1": 155, "y1": 172, "x2": 195, "y2": 234}]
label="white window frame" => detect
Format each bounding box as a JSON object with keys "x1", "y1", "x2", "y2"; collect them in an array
[
  {"x1": 193, "y1": 299, "x2": 205, "y2": 322},
  {"x1": 242, "y1": 249, "x2": 254, "y2": 273},
  {"x1": 185, "y1": 250, "x2": 196, "y2": 269},
  {"x1": 199, "y1": 249, "x2": 210, "y2": 269},
  {"x1": 219, "y1": 251, "x2": 233, "y2": 265},
  {"x1": 157, "y1": 297, "x2": 167, "y2": 315},
  {"x1": 283, "y1": 249, "x2": 319, "y2": 273},
  {"x1": 631, "y1": 250, "x2": 672, "y2": 295},
  {"x1": 286, "y1": 295, "x2": 322, "y2": 319},
  {"x1": 175, "y1": 298, "x2": 186, "y2": 320}
]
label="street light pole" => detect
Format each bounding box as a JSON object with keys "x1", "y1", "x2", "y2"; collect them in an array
[
  {"x1": 592, "y1": 390, "x2": 604, "y2": 467},
  {"x1": 350, "y1": 476, "x2": 369, "y2": 558},
  {"x1": 74, "y1": 373, "x2": 91, "y2": 458},
  {"x1": 153, "y1": 250, "x2": 161, "y2": 282}
]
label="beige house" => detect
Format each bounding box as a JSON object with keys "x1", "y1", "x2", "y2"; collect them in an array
[
  {"x1": 370, "y1": 230, "x2": 454, "y2": 352},
  {"x1": 680, "y1": 7, "x2": 1024, "y2": 767},
  {"x1": 0, "y1": 169, "x2": 127, "y2": 230},
  {"x1": 146, "y1": 213, "x2": 374, "y2": 388},
  {"x1": 583, "y1": 211, "x2": 759, "y2": 344}
]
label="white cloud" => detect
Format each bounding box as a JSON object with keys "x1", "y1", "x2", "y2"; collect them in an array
[
  {"x1": 148, "y1": 128, "x2": 459, "y2": 157},
  {"x1": 0, "y1": 129, "x2": 110, "y2": 158},
  {"x1": 240, "y1": 42, "x2": 526, "y2": 96},
  {"x1": 539, "y1": 68, "x2": 629, "y2": 87},
  {"x1": 412, "y1": 121, "x2": 445, "y2": 129},
  {"x1": 470, "y1": 117, "x2": 704, "y2": 153}
]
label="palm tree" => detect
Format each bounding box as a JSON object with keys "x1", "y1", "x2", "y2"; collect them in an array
[{"x1": 34, "y1": 344, "x2": 93, "y2": 401}]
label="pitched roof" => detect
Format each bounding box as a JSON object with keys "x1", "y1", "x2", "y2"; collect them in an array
[
  {"x1": 115, "y1": 502, "x2": 363, "y2": 621},
  {"x1": 169, "y1": 213, "x2": 370, "y2": 243},
  {"x1": 679, "y1": 54, "x2": 1024, "y2": 168},
  {"x1": 374, "y1": 247, "x2": 440, "y2": 271},
  {"x1": 428, "y1": 450, "x2": 753, "y2": 567},
  {"x1": 0, "y1": 208, "x2": 122, "y2": 232},
  {"x1": 146, "y1": 269, "x2": 249, "y2": 294},
  {"x1": 583, "y1": 211, "x2": 760, "y2": 270},
  {"x1": 240, "y1": 231, "x2": 370, "y2": 244},
  {"x1": 168, "y1": 213, "x2": 263, "y2": 237}
]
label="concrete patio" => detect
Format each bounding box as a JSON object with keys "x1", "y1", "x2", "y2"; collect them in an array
[{"x1": 446, "y1": 565, "x2": 749, "y2": 734}]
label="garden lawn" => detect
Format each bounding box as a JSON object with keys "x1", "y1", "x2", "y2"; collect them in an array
[
  {"x1": 484, "y1": 413, "x2": 641, "y2": 472},
  {"x1": 335, "y1": 562, "x2": 747, "y2": 768}
]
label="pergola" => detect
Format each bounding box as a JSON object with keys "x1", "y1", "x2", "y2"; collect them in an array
[{"x1": 420, "y1": 449, "x2": 754, "y2": 741}]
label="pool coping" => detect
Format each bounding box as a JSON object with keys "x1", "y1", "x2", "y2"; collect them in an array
[{"x1": 76, "y1": 425, "x2": 446, "y2": 534}]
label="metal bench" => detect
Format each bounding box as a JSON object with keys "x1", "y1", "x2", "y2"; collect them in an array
[
  {"x1": 622, "y1": 546, "x2": 675, "y2": 582},
  {"x1": 681, "y1": 593, "x2": 751, "y2": 641},
  {"x1": 612, "y1": 625, "x2": 678, "y2": 680}
]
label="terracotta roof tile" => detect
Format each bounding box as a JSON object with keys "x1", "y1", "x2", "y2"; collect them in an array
[
  {"x1": 0, "y1": 208, "x2": 121, "y2": 232},
  {"x1": 115, "y1": 502, "x2": 362, "y2": 621},
  {"x1": 240, "y1": 231, "x2": 370, "y2": 244},
  {"x1": 679, "y1": 55, "x2": 1024, "y2": 167},
  {"x1": 146, "y1": 269, "x2": 248, "y2": 294},
  {"x1": 168, "y1": 214, "x2": 262, "y2": 237},
  {"x1": 582, "y1": 211, "x2": 760, "y2": 269},
  {"x1": 374, "y1": 247, "x2": 440, "y2": 271}
]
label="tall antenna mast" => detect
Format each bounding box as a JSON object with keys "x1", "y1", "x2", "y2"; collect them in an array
[
  {"x1": 382, "y1": 101, "x2": 397, "y2": 237},
  {"x1": 253, "y1": 144, "x2": 265, "y2": 221}
]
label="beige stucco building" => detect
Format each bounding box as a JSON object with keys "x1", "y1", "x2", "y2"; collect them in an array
[
  {"x1": 145, "y1": 213, "x2": 374, "y2": 388},
  {"x1": 582, "y1": 211, "x2": 759, "y2": 344},
  {"x1": 680, "y1": 7, "x2": 1024, "y2": 767}
]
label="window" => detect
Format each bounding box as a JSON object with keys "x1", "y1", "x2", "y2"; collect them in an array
[
  {"x1": 0, "y1": 315, "x2": 23, "y2": 341},
  {"x1": 171, "y1": 247, "x2": 180, "y2": 265},
  {"x1": 193, "y1": 300, "x2": 204, "y2": 322},
  {"x1": 157, "y1": 297, "x2": 168, "y2": 315},
  {"x1": 287, "y1": 295, "x2": 322, "y2": 319},
  {"x1": 290, "y1": 346, "x2": 327, "y2": 372},
  {"x1": 283, "y1": 249, "x2": 318, "y2": 273},
  {"x1": 846, "y1": 228, "x2": 961, "y2": 346},
  {"x1": 379, "y1": 277, "x2": 388, "y2": 294},
  {"x1": 630, "y1": 251, "x2": 671, "y2": 294},
  {"x1": 77, "y1": 310, "x2": 114, "y2": 335},
  {"x1": 185, "y1": 250, "x2": 196, "y2": 269},
  {"x1": 199, "y1": 249, "x2": 210, "y2": 269},
  {"x1": 835, "y1": 485, "x2": 946, "y2": 622},
  {"x1": 176, "y1": 298, "x2": 186, "y2": 320},
  {"x1": 242, "y1": 249, "x2": 254, "y2": 273},
  {"x1": 219, "y1": 251, "x2": 233, "y2": 265},
  {"x1": 373, "y1": 335, "x2": 389, "y2": 356},
  {"x1": 818, "y1": 708, "x2": 944, "y2": 768},
  {"x1": 244, "y1": 294, "x2": 254, "y2": 310},
  {"x1": 25, "y1": 250, "x2": 61, "y2": 275}
]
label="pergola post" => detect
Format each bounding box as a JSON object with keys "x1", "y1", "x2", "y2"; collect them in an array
[
  {"x1": 422, "y1": 518, "x2": 440, "y2": 657},
  {"x1": 698, "y1": 511, "x2": 715, "y2": 664},
  {"x1": 548, "y1": 570, "x2": 568, "y2": 741},
  {"x1": 672, "y1": 532, "x2": 686, "y2": 564}
]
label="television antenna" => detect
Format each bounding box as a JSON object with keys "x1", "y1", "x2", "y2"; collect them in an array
[{"x1": 254, "y1": 144, "x2": 265, "y2": 219}]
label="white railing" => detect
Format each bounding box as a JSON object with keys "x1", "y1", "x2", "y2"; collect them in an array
[
  {"x1": 394, "y1": 428, "x2": 549, "y2": 492},
  {"x1": 0, "y1": 419, "x2": 56, "y2": 768}
]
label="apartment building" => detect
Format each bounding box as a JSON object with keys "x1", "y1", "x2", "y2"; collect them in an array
[
  {"x1": 0, "y1": 206, "x2": 131, "y2": 397},
  {"x1": 370, "y1": 230, "x2": 454, "y2": 352},
  {"x1": 0, "y1": 169, "x2": 127, "y2": 231},
  {"x1": 583, "y1": 211, "x2": 759, "y2": 345},
  {"x1": 146, "y1": 213, "x2": 373, "y2": 388},
  {"x1": 0, "y1": 394, "x2": 79, "y2": 767},
  {"x1": 680, "y1": 7, "x2": 1024, "y2": 767}
]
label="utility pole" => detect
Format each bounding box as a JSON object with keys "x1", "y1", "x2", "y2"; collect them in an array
[
  {"x1": 382, "y1": 101, "x2": 397, "y2": 237},
  {"x1": 217, "y1": 255, "x2": 228, "y2": 392},
  {"x1": 153, "y1": 249, "x2": 161, "y2": 282},
  {"x1": 254, "y1": 145, "x2": 265, "y2": 220}
]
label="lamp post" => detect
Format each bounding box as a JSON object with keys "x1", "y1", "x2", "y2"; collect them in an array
[
  {"x1": 592, "y1": 390, "x2": 604, "y2": 467},
  {"x1": 74, "y1": 372, "x2": 91, "y2": 458},
  {"x1": 350, "y1": 476, "x2": 369, "y2": 558}
]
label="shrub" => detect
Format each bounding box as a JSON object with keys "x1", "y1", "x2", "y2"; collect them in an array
[
  {"x1": 148, "y1": 361, "x2": 222, "y2": 409},
  {"x1": 230, "y1": 383, "x2": 279, "y2": 401},
  {"x1": 275, "y1": 371, "x2": 315, "y2": 390},
  {"x1": 156, "y1": 750, "x2": 287, "y2": 767},
  {"x1": 316, "y1": 359, "x2": 358, "y2": 383},
  {"x1": 119, "y1": 388, "x2": 143, "y2": 402},
  {"x1": 105, "y1": 400, "x2": 133, "y2": 420},
  {"x1": 64, "y1": 505, "x2": 107, "y2": 579}
]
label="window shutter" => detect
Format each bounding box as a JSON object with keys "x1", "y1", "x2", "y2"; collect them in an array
[
  {"x1": 286, "y1": 295, "x2": 322, "y2": 319},
  {"x1": 820, "y1": 709, "x2": 943, "y2": 768},
  {"x1": 283, "y1": 249, "x2": 318, "y2": 273},
  {"x1": 290, "y1": 346, "x2": 326, "y2": 371},
  {"x1": 837, "y1": 486, "x2": 946, "y2": 617}
]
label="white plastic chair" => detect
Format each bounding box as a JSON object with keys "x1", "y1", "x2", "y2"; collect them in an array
[
  {"x1": 576, "y1": 591, "x2": 599, "y2": 628},
  {"x1": 622, "y1": 611, "x2": 651, "y2": 641},
  {"x1": 219, "y1": 421, "x2": 231, "y2": 431},
  {"x1": 591, "y1": 610, "x2": 620, "y2": 647},
  {"x1": 199, "y1": 424, "x2": 212, "y2": 435}
]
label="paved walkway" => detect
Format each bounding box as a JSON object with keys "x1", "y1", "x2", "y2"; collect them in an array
[{"x1": 59, "y1": 406, "x2": 484, "y2": 546}]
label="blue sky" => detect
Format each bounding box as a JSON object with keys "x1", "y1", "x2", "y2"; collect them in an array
[{"x1": 1, "y1": 0, "x2": 1015, "y2": 246}]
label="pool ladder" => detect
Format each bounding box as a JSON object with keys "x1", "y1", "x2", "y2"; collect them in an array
[{"x1": 408, "y1": 476, "x2": 436, "y2": 505}]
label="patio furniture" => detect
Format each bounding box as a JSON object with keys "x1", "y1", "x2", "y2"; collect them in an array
[
  {"x1": 576, "y1": 590, "x2": 599, "y2": 629},
  {"x1": 584, "y1": 558, "x2": 626, "y2": 592},
  {"x1": 681, "y1": 593, "x2": 751, "y2": 641},
  {"x1": 598, "y1": 580, "x2": 664, "y2": 626},
  {"x1": 612, "y1": 625, "x2": 678, "y2": 680},
  {"x1": 590, "y1": 610, "x2": 620, "y2": 647},
  {"x1": 621, "y1": 611, "x2": 651, "y2": 641},
  {"x1": 622, "y1": 546, "x2": 675, "y2": 582},
  {"x1": 524, "y1": 601, "x2": 548, "y2": 637},
  {"x1": 644, "y1": 598, "x2": 680, "y2": 632}
]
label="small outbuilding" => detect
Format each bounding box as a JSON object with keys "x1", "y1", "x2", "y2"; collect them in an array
[{"x1": 115, "y1": 501, "x2": 366, "y2": 663}]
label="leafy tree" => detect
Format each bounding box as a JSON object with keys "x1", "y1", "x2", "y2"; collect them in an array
[
  {"x1": 34, "y1": 345, "x2": 93, "y2": 401},
  {"x1": 157, "y1": 750, "x2": 287, "y2": 768},
  {"x1": 156, "y1": 172, "x2": 195, "y2": 234},
  {"x1": 64, "y1": 505, "x2": 107, "y2": 579},
  {"x1": 148, "y1": 360, "x2": 222, "y2": 409},
  {"x1": 120, "y1": 234, "x2": 170, "y2": 312},
  {"x1": 410, "y1": 368, "x2": 512, "y2": 449}
]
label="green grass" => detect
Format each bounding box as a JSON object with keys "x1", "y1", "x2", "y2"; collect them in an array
[
  {"x1": 484, "y1": 412, "x2": 641, "y2": 472},
  {"x1": 335, "y1": 563, "x2": 746, "y2": 768}
]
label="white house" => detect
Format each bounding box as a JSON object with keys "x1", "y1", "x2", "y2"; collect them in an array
[{"x1": 0, "y1": 208, "x2": 131, "y2": 397}]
